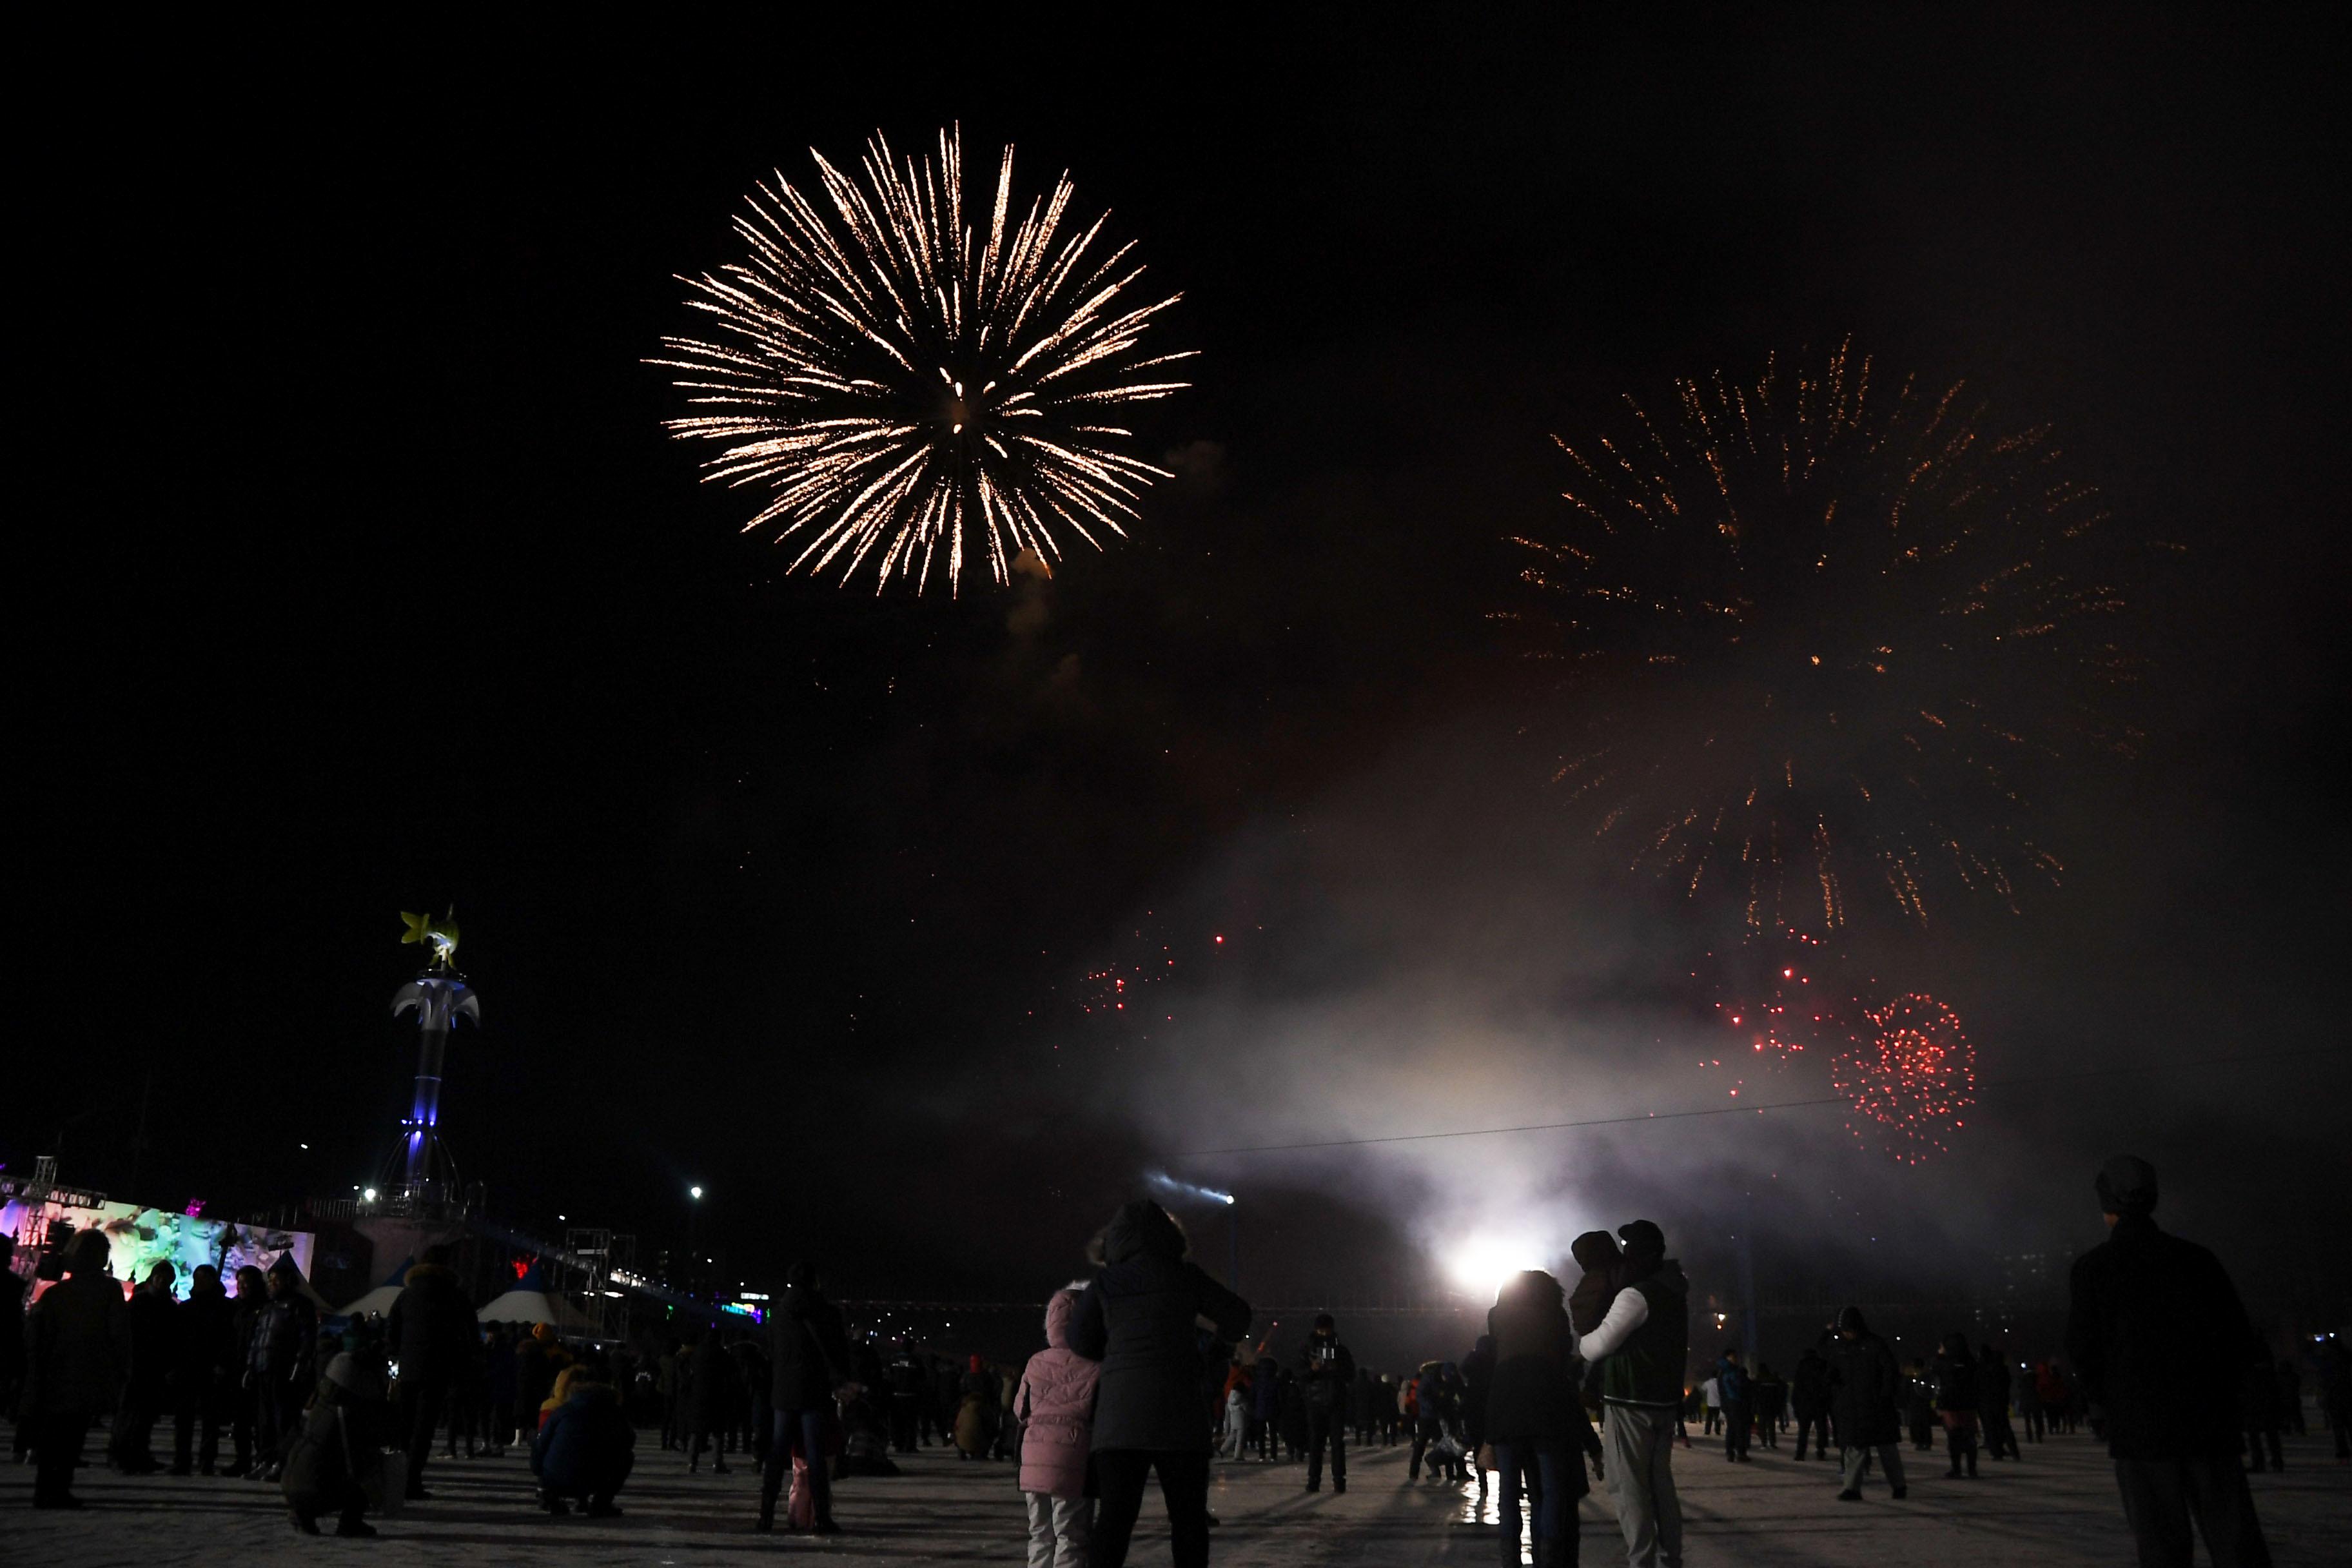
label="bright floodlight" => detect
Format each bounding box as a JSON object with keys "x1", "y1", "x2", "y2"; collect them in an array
[
  {"x1": 1446, "y1": 1234, "x2": 1543, "y2": 1298},
  {"x1": 362, "y1": 1187, "x2": 378, "y2": 1202},
  {"x1": 690, "y1": 1185, "x2": 704, "y2": 1200}
]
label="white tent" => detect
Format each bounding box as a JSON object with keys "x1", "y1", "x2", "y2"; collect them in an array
[
  {"x1": 339, "y1": 1283, "x2": 406, "y2": 1319},
  {"x1": 475, "y1": 1286, "x2": 602, "y2": 1338}
]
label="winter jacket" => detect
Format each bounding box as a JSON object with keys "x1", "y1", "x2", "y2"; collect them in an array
[
  {"x1": 1460, "y1": 1337, "x2": 1495, "y2": 1442},
  {"x1": 281, "y1": 1375, "x2": 387, "y2": 1520},
  {"x1": 124, "y1": 1287, "x2": 179, "y2": 1397},
  {"x1": 534, "y1": 1380, "x2": 636, "y2": 1498},
  {"x1": 1015, "y1": 1290, "x2": 1101, "y2": 1500},
  {"x1": 2065, "y1": 1212, "x2": 2251, "y2": 1460},
  {"x1": 1716, "y1": 1357, "x2": 1750, "y2": 1407},
  {"x1": 1827, "y1": 1314, "x2": 1903, "y2": 1447},
  {"x1": 24, "y1": 1268, "x2": 128, "y2": 1419},
  {"x1": 769, "y1": 1279, "x2": 854, "y2": 1411},
  {"x1": 249, "y1": 1293, "x2": 317, "y2": 1386},
  {"x1": 1483, "y1": 1271, "x2": 1596, "y2": 1482},
  {"x1": 385, "y1": 1263, "x2": 475, "y2": 1383},
  {"x1": 689, "y1": 1336, "x2": 745, "y2": 1427},
  {"x1": 1975, "y1": 1356, "x2": 2012, "y2": 1416},
  {"x1": 1253, "y1": 1358, "x2": 1282, "y2": 1422},
  {"x1": 175, "y1": 1282, "x2": 237, "y2": 1393},
  {"x1": 1297, "y1": 1331, "x2": 1356, "y2": 1409},
  {"x1": 1068, "y1": 1200, "x2": 1251, "y2": 1452},
  {"x1": 1932, "y1": 1348, "x2": 1978, "y2": 1412},
  {"x1": 1790, "y1": 1349, "x2": 1831, "y2": 1416},
  {"x1": 956, "y1": 1362, "x2": 999, "y2": 1455},
  {"x1": 1580, "y1": 1259, "x2": 1690, "y2": 1408}
]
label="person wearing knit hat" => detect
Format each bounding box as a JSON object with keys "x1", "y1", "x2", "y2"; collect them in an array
[
  {"x1": 1578, "y1": 1220, "x2": 1689, "y2": 1568},
  {"x1": 2065, "y1": 1156, "x2": 2270, "y2": 1566}
]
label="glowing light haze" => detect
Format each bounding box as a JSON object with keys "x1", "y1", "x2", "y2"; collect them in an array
[{"x1": 656, "y1": 126, "x2": 1192, "y2": 593}]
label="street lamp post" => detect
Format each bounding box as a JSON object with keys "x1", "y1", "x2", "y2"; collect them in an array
[{"x1": 687, "y1": 1184, "x2": 705, "y2": 1292}]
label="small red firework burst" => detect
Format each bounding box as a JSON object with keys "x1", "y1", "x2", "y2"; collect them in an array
[{"x1": 1831, "y1": 993, "x2": 1976, "y2": 1162}]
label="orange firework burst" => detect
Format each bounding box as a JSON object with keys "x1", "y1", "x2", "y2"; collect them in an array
[
  {"x1": 1511, "y1": 342, "x2": 2138, "y2": 929},
  {"x1": 1830, "y1": 992, "x2": 1976, "y2": 1162},
  {"x1": 654, "y1": 126, "x2": 1191, "y2": 593}
]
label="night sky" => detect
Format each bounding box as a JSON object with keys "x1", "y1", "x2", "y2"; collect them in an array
[{"x1": 22, "y1": 11, "x2": 2348, "y2": 1329}]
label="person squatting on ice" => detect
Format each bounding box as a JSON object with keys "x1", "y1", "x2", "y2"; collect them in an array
[
  {"x1": 1569, "y1": 1219, "x2": 1689, "y2": 1568},
  {"x1": 2066, "y1": 1155, "x2": 2271, "y2": 1568},
  {"x1": 1485, "y1": 1268, "x2": 1602, "y2": 1568},
  {"x1": 1015, "y1": 1286, "x2": 1101, "y2": 1568},
  {"x1": 1066, "y1": 1199, "x2": 1251, "y2": 1568}
]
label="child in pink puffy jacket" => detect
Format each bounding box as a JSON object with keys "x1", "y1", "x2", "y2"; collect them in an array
[{"x1": 1013, "y1": 1286, "x2": 1101, "y2": 1568}]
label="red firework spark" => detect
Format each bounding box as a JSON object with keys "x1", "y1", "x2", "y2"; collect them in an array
[{"x1": 1830, "y1": 993, "x2": 1976, "y2": 1163}]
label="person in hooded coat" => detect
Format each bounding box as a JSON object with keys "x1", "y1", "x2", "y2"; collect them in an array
[
  {"x1": 1932, "y1": 1333, "x2": 1980, "y2": 1478},
  {"x1": 385, "y1": 1243, "x2": 475, "y2": 1499},
  {"x1": 759, "y1": 1259, "x2": 854, "y2": 1534},
  {"x1": 1485, "y1": 1269, "x2": 1599, "y2": 1568},
  {"x1": 2066, "y1": 1155, "x2": 2269, "y2": 1567},
  {"x1": 22, "y1": 1229, "x2": 128, "y2": 1509},
  {"x1": 1573, "y1": 1220, "x2": 1689, "y2": 1568},
  {"x1": 1790, "y1": 1344, "x2": 1834, "y2": 1461},
  {"x1": 1828, "y1": 1306, "x2": 1907, "y2": 1501},
  {"x1": 533, "y1": 1369, "x2": 635, "y2": 1516},
  {"x1": 1015, "y1": 1286, "x2": 1102, "y2": 1568},
  {"x1": 1067, "y1": 1199, "x2": 1251, "y2": 1568},
  {"x1": 1251, "y1": 1346, "x2": 1281, "y2": 1458},
  {"x1": 281, "y1": 1350, "x2": 389, "y2": 1536}
]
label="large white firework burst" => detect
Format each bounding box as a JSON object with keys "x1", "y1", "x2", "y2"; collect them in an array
[{"x1": 653, "y1": 126, "x2": 1192, "y2": 593}]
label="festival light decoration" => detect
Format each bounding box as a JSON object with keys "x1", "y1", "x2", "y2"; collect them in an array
[
  {"x1": 1511, "y1": 343, "x2": 2137, "y2": 930},
  {"x1": 1830, "y1": 992, "x2": 1976, "y2": 1162},
  {"x1": 390, "y1": 907, "x2": 478, "y2": 1200},
  {"x1": 655, "y1": 126, "x2": 1191, "y2": 593}
]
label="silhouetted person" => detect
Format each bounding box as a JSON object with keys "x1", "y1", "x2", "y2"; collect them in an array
[
  {"x1": 248, "y1": 1255, "x2": 317, "y2": 1482},
  {"x1": 1485, "y1": 1269, "x2": 1600, "y2": 1567},
  {"x1": 1829, "y1": 1306, "x2": 1906, "y2": 1502},
  {"x1": 684, "y1": 1324, "x2": 740, "y2": 1474},
  {"x1": 759, "y1": 1261, "x2": 854, "y2": 1533},
  {"x1": 386, "y1": 1242, "x2": 474, "y2": 1499},
  {"x1": 1791, "y1": 1344, "x2": 1834, "y2": 1460},
  {"x1": 2240, "y1": 1333, "x2": 2283, "y2": 1475},
  {"x1": 1977, "y1": 1343, "x2": 2019, "y2": 1462},
  {"x1": 111, "y1": 1260, "x2": 178, "y2": 1473},
  {"x1": 23, "y1": 1230, "x2": 127, "y2": 1508},
  {"x1": 173, "y1": 1263, "x2": 236, "y2": 1473},
  {"x1": 1298, "y1": 1314, "x2": 1355, "y2": 1493},
  {"x1": 1577, "y1": 1219, "x2": 1689, "y2": 1568},
  {"x1": 2066, "y1": 1155, "x2": 2270, "y2": 1567},
  {"x1": 1068, "y1": 1199, "x2": 1250, "y2": 1568}
]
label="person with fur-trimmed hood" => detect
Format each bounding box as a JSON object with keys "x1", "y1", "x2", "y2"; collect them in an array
[
  {"x1": 1015, "y1": 1285, "x2": 1101, "y2": 1568},
  {"x1": 533, "y1": 1367, "x2": 635, "y2": 1516}
]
